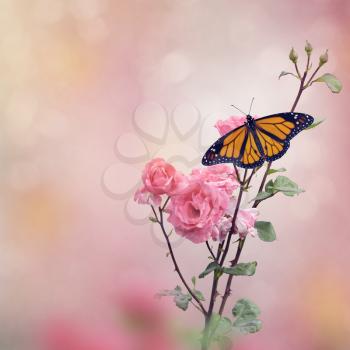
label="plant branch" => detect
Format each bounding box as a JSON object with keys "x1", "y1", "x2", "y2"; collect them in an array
[
  {"x1": 233, "y1": 164, "x2": 241, "y2": 184},
  {"x1": 294, "y1": 62, "x2": 301, "y2": 79},
  {"x1": 217, "y1": 59, "x2": 311, "y2": 318},
  {"x1": 206, "y1": 241, "x2": 216, "y2": 260},
  {"x1": 219, "y1": 169, "x2": 248, "y2": 266},
  {"x1": 304, "y1": 64, "x2": 322, "y2": 88},
  {"x1": 154, "y1": 205, "x2": 207, "y2": 315},
  {"x1": 218, "y1": 238, "x2": 245, "y2": 315}
]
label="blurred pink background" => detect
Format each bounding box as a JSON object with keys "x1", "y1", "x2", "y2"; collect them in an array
[{"x1": 1, "y1": 0, "x2": 349, "y2": 349}]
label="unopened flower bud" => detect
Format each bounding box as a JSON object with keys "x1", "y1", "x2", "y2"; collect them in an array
[
  {"x1": 319, "y1": 49, "x2": 328, "y2": 66},
  {"x1": 305, "y1": 41, "x2": 313, "y2": 56},
  {"x1": 289, "y1": 47, "x2": 298, "y2": 63}
]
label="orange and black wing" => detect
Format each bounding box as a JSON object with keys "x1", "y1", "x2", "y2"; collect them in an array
[
  {"x1": 254, "y1": 112, "x2": 313, "y2": 162},
  {"x1": 202, "y1": 124, "x2": 265, "y2": 168}
]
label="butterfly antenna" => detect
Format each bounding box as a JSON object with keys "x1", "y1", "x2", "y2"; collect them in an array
[
  {"x1": 248, "y1": 97, "x2": 255, "y2": 115},
  {"x1": 231, "y1": 104, "x2": 247, "y2": 116}
]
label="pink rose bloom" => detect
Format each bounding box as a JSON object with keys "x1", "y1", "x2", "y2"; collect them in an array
[
  {"x1": 142, "y1": 158, "x2": 186, "y2": 195},
  {"x1": 134, "y1": 158, "x2": 187, "y2": 206},
  {"x1": 214, "y1": 115, "x2": 246, "y2": 136},
  {"x1": 191, "y1": 164, "x2": 239, "y2": 196},
  {"x1": 235, "y1": 208, "x2": 259, "y2": 238},
  {"x1": 167, "y1": 180, "x2": 229, "y2": 243}
]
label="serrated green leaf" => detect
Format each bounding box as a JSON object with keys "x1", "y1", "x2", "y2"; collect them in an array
[
  {"x1": 273, "y1": 175, "x2": 304, "y2": 196},
  {"x1": 202, "y1": 314, "x2": 233, "y2": 349},
  {"x1": 265, "y1": 179, "x2": 277, "y2": 194},
  {"x1": 208, "y1": 314, "x2": 233, "y2": 338},
  {"x1": 267, "y1": 167, "x2": 286, "y2": 175},
  {"x1": 199, "y1": 261, "x2": 221, "y2": 279},
  {"x1": 233, "y1": 319, "x2": 262, "y2": 334},
  {"x1": 232, "y1": 299, "x2": 262, "y2": 334},
  {"x1": 217, "y1": 336, "x2": 233, "y2": 350},
  {"x1": 252, "y1": 191, "x2": 274, "y2": 202},
  {"x1": 255, "y1": 221, "x2": 276, "y2": 242},
  {"x1": 175, "y1": 293, "x2": 192, "y2": 311},
  {"x1": 223, "y1": 262, "x2": 257, "y2": 276},
  {"x1": 156, "y1": 286, "x2": 192, "y2": 311},
  {"x1": 232, "y1": 299, "x2": 261, "y2": 320},
  {"x1": 193, "y1": 289, "x2": 205, "y2": 301},
  {"x1": 306, "y1": 118, "x2": 324, "y2": 130},
  {"x1": 314, "y1": 73, "x2": 342, "y2": 93}
]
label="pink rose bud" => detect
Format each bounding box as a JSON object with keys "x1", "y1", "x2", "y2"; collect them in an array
[
  {"x1": 235, "y1": 208, "x2": 259, "y2": 239},
  {"x1": 214, "y1": 116, "x2": 246, "y2": 136}
]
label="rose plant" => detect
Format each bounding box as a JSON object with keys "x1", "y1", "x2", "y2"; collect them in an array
[{"x1": 134, "y1": 42, "x2": 341, "y2": 349}]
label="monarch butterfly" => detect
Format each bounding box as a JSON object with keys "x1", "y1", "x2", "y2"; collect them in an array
[{"x1": 202, "y1": 112, "x2": 314, "y2": 168}]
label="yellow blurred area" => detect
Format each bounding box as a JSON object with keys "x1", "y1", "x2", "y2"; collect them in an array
[
  {"x1": 301, "y1": 269, "x2": 350, "y2": 347},
  {"x1": 9, "y1": 186, "x2": 73, "y2": 247}
]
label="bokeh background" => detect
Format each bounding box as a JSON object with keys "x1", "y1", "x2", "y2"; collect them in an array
[{"x1": 1, "y1": 0, "x2": 349, "y2": 349}]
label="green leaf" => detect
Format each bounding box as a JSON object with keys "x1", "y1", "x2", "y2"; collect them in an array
[
  {"x1": 208, "y1": 314, "x2": 233, "y2": 339},
  {"x1": 215, "y1": 316, "x2": 233, "y2": 336},
  {"x1": 191, "y1": 276, "x2": 196, "y2": 287},
  {"x1": 273, "y1": 175, "x2": 304, "y2": 196},
  {"x1": 223, "y1": 262, "x2": 257, "y2": 276},
  {"x1": 232, "y1": 299, "x2": 262, "y2": 334},
  {"x1": 253, "y1": 191, "x2": 274, "y2": 201},
  {"x1": 156, "y1": 286, "x2": 192, "y2": 311},
  {"x1": 267, "y1": 167, "x2": 286, "y2": 175},
  {"x1": 314, "y1": 73, "x2": 342, "y2": 93},
  {"x1": 265, "y1": 179, "x2": 277, "y2": 194},
  {"x1": 278, "y1": 71, "x2": 297, "y2": 79},
  {"x1": 306, "y1": 118, "x2": 324, "y2": 130},
  {"x1": 199, "y1": 261, "x2": 222, "y2": 279},
  {"x1": 233, "y1": 319, "x2": 262, "y2": 334},
  {"x1": 175, "y1": 293, "x2": 192, "y2": 311},
  {"x1": 217, "y1": 336, "x2": 233, "y2": 350},
  {"x1": 148, "y1": 216, "x2": 158, "y2": 223},
  {"x1": 232, "y1": 299, "x2": 261, "y2": 320},
  {"x1": 255, "y1": 221, "x2": 276, "y2": 242},
  {"x1": 193, "y1": 289, "x2": 205, "y2": 301}
]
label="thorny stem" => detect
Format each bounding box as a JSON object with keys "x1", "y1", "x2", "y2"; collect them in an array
[
  {"x1": 153, "y1": 205, "x2": 208, "y2": 316},
  {"x1": 206, "y1": 241, "x2": 216, "y2": 260},
  {"x1": 202, "y1": 170, "x2": 248, "y2": 348},
  {"x1": 233, "y1": 164, "x2": 241, "y2": 184},
  {"x1": 219, "y1": 170, "x2": 248, "y2": 267}
]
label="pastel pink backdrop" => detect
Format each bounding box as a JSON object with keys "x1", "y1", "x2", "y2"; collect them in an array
[{"x1": 0, "y1": 0, "x2": 349, "y2": 349}]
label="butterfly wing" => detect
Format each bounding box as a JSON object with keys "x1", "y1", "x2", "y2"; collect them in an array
[
  {"x1": 255, "y1": 112, "x2": 314, "y2": 162},
  {"x1": 202, "y1": 124, "x2": 265, "y2": 168}
]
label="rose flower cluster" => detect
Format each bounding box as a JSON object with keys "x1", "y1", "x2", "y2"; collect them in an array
[{"x1": 134, "y1": 117, "x2": 259, "y2": 244}]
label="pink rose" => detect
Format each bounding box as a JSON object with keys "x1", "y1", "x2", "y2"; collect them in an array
[
  {"x1": 191, "y1": 164, "x2": 239, "y2": 196},
  {"x1": 167, "y1": 180, "x2": 229, "y2": 243},
  {"x1": 212, "y1": 207, "x2": 259, "y2": 241},
  {"x1": 214, "y1": 116, "x2": 246, "y2": 136},
  {"x1": 142, "y1": 158, "x2": 186, "y2": 195},
  {"x1": 211, "y1": 216, "x2": 232, "y2": 242},
  {"x1": 235, "y1": 208, "x2": 259, "y2": 238},
  {"x1": 134, "y1": 158, "x2": 187, "y2": 206}
]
